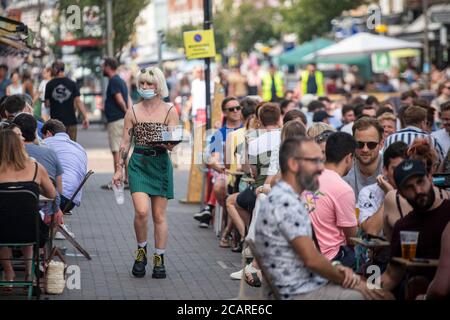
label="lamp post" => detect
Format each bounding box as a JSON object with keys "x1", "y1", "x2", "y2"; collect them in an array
[
  {"x1": 423, "y1": 0, "x2": 430, "y2": 90},
  {"x1": 106, "y1": 0, "x2": 113, "y2": 57},
  {"x1": 204, "y1": 0, "x2": 212, "y2": 131}
]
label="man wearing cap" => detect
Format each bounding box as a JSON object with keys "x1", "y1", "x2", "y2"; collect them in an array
[{"x1": 380, "y1": 159, "x2": 450, "y2": 296}]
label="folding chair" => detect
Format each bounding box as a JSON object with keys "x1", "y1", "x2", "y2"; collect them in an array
[
  {"x1": 0, "y1": 186, "x2": 41, "y2": 300},
  {"x1": 50, "y1": 170, "x2": 94, "y2": 261}
]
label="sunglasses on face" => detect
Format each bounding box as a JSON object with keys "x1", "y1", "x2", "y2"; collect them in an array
[
  {"x1": 226, "y1": 106, "x2": 242, "y2": 112},
  {"x1": 356, "y1": 141, "x2": 379, "y2": 150}
]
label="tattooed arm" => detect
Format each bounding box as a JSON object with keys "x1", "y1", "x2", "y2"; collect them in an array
[
  {"x1": 118, "y1": 109, "x2": 134, "y2": 168},
  {"x1": 113, "y1": 108, "x2": 134, "y2": 185}
]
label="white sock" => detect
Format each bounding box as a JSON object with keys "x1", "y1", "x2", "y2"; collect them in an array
[
  {"x1": 138, "y1": 242, "x2": 147, "y2": 248},
  {"x1": 155, "y1": 248, "x2": 165, "y2": 255}
]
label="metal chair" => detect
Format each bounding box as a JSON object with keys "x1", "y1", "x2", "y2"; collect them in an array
[{"x1": 0, "y1": 186, "x2": 41, "y2": 299}]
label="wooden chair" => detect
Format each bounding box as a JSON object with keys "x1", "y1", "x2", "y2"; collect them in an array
[{"x1": 49, "y1": 170, "x2": 94, "y2": 260}]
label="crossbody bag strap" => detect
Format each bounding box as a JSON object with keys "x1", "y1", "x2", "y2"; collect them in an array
[{"x1": 396, "y1": 191, "x2": 404, "y2": 219}]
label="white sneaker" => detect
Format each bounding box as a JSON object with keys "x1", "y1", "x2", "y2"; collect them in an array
[
  {"x1": 230, "y1": 263, "x2": 257, "y2": 280},
  {"x1": 230, "y1": 268, "x2": 243, "y2": 280}
]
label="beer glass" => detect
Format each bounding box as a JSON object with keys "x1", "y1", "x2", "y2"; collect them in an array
[{"x1": 400, "y1": 231, "x2": 419, "y2": 260}]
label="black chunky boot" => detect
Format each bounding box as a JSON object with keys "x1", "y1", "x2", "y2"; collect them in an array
[
  {"x1": 152, "y1": 253, "x2": 166, "y2": 279},
  {"x1": 132, "y1": 247, "x2": 147, "y2": 278}
]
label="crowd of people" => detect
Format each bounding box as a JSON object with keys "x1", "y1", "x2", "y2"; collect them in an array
[
  {"x1": 194, "y1": 70, "x2": 450, "y2": 300},
  {"x1": 0, "y1": 61, "x2": 89, "y2": 290},
  {"x1": 1, "y1": 56, "x2": 450, "y2": 299}
]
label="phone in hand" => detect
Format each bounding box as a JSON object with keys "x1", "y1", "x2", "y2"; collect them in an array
[{"x1": 411, "y1": 258, "x2": 429, "y2": 263}]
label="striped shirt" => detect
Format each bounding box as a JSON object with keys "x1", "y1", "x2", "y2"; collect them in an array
[{"x1": 384, "y1": 126, "x2": 445, "y2": 161}]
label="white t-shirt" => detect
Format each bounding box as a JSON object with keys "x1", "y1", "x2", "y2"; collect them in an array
[
  {"x1": 267, "y1": 145, "x2": 280, "y2": 176},
  {"x1": 38, "y1": 80, "x2": 48, "y2": 102},
  {"x1": 357, "y1": 182, "x2": 385, "y2": 226},
  {"x1": 248, "y1": 129, "x2": 281, "y2": 182},
  {"x1": 431, "y1": 129, "x2": 450, "y2": 158},
  {"x1": 340, "y1": 121, "x2": 353, "y2": 135},
  {"x1": 8, "y1": 84, "x2": 23, "y2": 95},
  {"x1": 190, "y1": 78, "x2": 205, "y2": 116}
]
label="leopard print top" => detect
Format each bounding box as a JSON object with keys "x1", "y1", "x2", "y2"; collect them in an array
[{"x1": 133, "y1": 122, "x2": 168, "y2": 146}]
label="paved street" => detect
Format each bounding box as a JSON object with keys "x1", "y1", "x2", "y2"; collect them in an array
[{"x1": 46, "y1": 125, "x2": 245, "y2": 300}]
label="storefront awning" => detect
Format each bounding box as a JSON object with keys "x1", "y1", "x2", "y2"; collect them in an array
[{"x1": 0, "y1": 16, "x2": 34, "y2": 68}]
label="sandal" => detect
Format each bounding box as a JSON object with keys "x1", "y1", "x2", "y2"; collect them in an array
[
  {"x1": 231, "y1": 239, "x2": 244, "y2": 253},
  {"x1": 219, "y1": 237, "x2": 230, "y2": 248},
  {"x1": 245, "y1": 270, "x2": 262, "y2": 288}
]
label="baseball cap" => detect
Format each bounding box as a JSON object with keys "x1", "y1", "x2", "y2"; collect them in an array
[
  {"x1": 394, "y1": 159, "x2": 427, "y2": 188},
  {"x1": 313, "y1": 110, "x2": 333, "y2": 123}
]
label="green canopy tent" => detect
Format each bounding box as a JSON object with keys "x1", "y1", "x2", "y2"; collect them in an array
[
  {"x1": 306, "y1": 54, "x2": 372, "y2": 81},
  {"x1": 278, "y1": 38, "x2": 334, "y2": 66}
]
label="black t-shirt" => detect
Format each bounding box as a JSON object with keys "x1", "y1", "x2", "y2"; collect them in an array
[
  {"x1": 105, "y1": 75, "x2": 128, "y2": 123},
  {"x1": 45, "y1": 77, "x2": 80, "y2": 126},
  {"x1": 390, "y1": 200, "x2": 450, "y2": 260}
]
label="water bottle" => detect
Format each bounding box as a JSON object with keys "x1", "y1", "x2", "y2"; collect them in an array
[{"x1": 112, "y1": 182, "x2": 124, "y2": 205}]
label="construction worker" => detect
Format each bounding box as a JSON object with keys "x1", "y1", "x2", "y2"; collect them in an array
[
  {"x1": 301, "y1": 63, "x2": 325, "y2": 97},
  {"x1": 262, "y1": 63, "x2": 284, "y2": 102}
]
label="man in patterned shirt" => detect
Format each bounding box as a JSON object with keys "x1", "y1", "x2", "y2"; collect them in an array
[{"x1": 255, "y1": 137, "x2": 392, "y2": 300}]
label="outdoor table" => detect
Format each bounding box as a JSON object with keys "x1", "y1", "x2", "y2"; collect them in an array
[
  {"x1": 391, "y1": 257, "x2": 439, "y2": 269},
  {"x1": 350, "y1": 237, "x2": 390, "y2": 248},
  {"x1": 350, "y1": 237, "x2": 390, "y2": 273},
  {"x1": 391, "y1": 257, "x2": 439, "y2": 300}
]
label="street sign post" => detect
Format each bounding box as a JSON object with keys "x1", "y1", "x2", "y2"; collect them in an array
[{"x1": 183, "y1": 29, "x2": 216, "y2": 60}]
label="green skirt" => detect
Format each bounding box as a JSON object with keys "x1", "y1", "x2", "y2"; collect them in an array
[{"x1": 128, "y1": 146, "x2": 174, "y2": 199}]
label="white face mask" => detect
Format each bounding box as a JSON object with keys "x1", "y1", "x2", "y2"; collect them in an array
[{"x1": 138, "y1": 87, "x2": 156, "y2": 100}]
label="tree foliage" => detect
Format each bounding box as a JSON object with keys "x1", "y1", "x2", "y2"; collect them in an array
[
  {"x1": 280, "y1": 0, "x2": 367, "y2": 42},
  {"x1": 58, "y1": 0, "x2": 150, "y2": 56},
  {"x1": 165, "y1": 23, "x2": 202, "y2": 51},
  {"x1": 164, "y1": 0, "x2": 280, "y2": 54}
]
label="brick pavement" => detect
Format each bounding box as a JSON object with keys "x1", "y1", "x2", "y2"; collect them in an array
[{"x1": 44, "y1": 125, "x2": 255, "y2": 300}]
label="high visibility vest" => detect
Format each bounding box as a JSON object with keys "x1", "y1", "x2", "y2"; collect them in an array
[
  {"x1": 262, "y1": 72, "x2": 284, "y2": 102},
  {"x1": 301, "y1": 70, "x2": 324, "y2": 96}
]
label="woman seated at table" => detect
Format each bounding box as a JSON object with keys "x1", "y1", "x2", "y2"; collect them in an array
[{"x1": 0, "y1": 129, "x2": 56, "y2": 289}]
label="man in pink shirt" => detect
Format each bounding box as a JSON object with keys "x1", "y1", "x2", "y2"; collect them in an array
[{"x1": 303, "y1": 132, "x2": 358, "y2": 269}]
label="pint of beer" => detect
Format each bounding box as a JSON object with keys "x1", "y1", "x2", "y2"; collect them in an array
[
  {"x1": 400, "y1": 231, "x2": 419, "y2": 260},
  {"x1": 355, "y1": 208, "x2": 360, "y2": 223}
]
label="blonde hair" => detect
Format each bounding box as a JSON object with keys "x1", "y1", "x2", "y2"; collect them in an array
[
  {"x1": 137, "y1": 67, "x2": 169, "y2": 98},
  {"x1": 0, "y1": 129, "x2": 28, "y2": 172},
  {"x1": 377, "y1": 112, "x2": 396, "y2": 123},
  {"x1": 306, "y1": 122, "x2": 336, "y2": 138}
]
